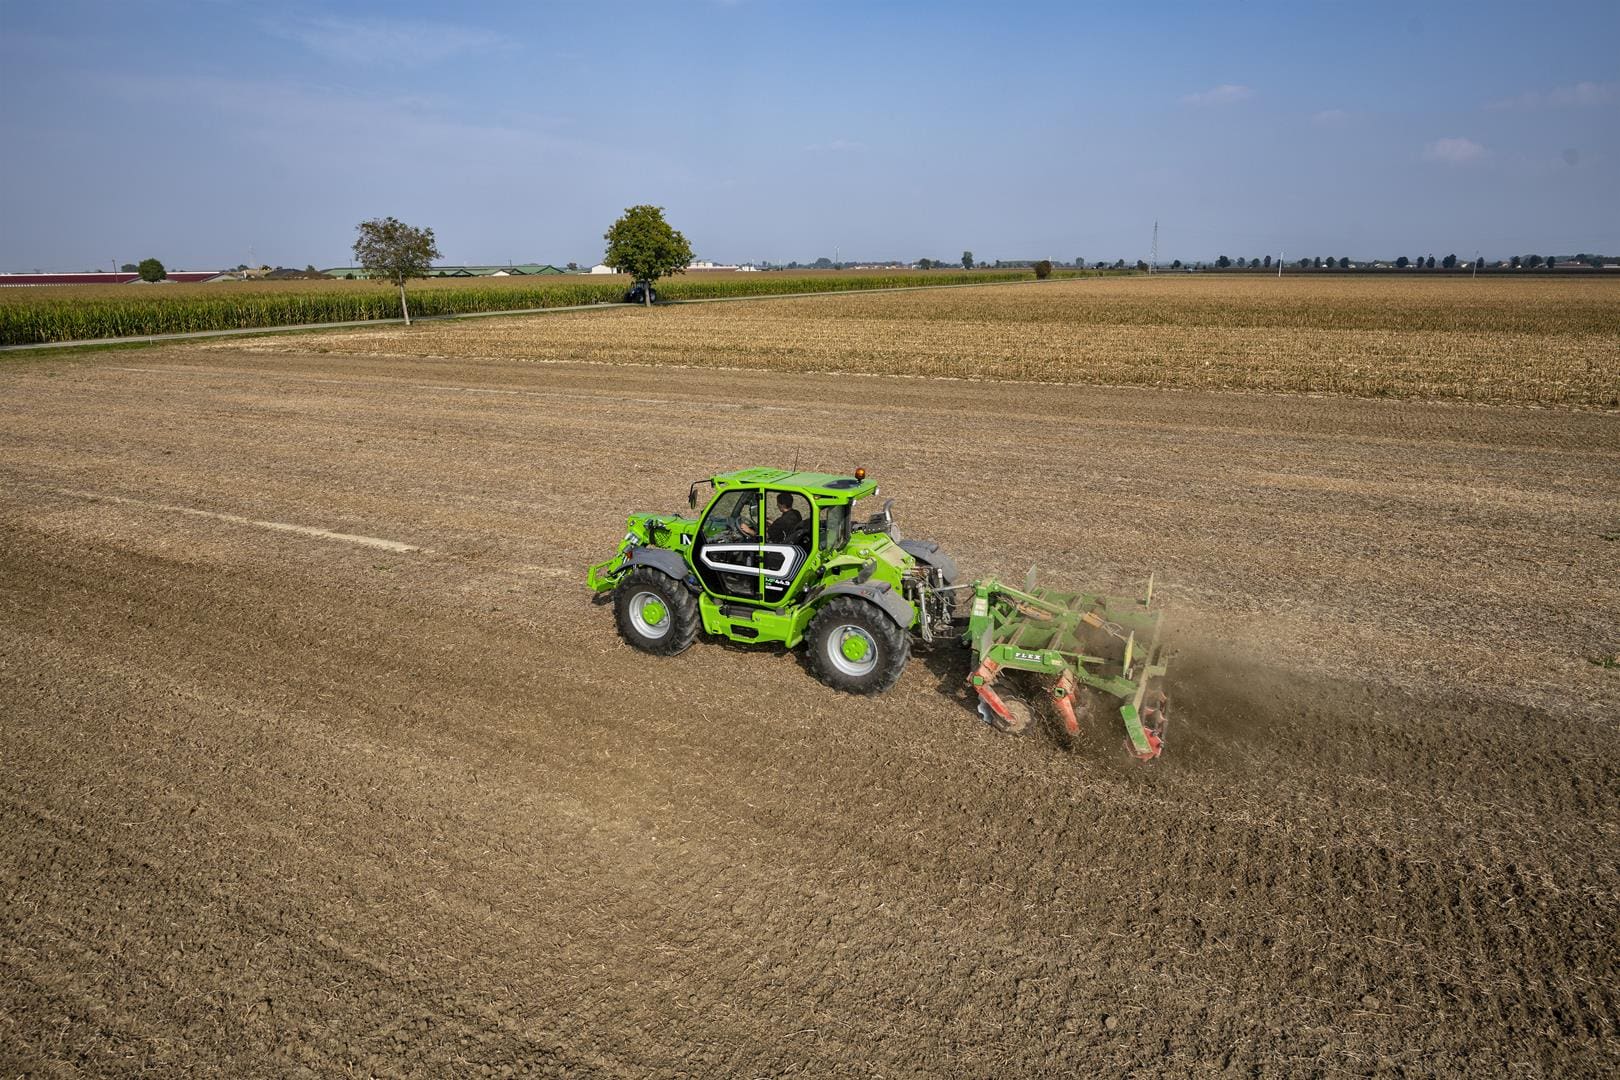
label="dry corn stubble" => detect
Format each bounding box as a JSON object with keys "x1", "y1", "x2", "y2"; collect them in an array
[{"x1": 218, "y1": 275, "x2": 1620, "y2": 409}]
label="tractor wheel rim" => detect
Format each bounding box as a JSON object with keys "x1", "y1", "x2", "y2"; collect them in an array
[
  {"x1": 828, "y1": 625, "x2": 878, "y2": 677},
  {"x1": 629, "y1": 591, "x2": 671, "y2": 639}
]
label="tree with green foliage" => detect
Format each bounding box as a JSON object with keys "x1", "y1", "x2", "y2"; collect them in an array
[
  {"x1": 917, "y1": 258, "x2": 933, "y2": 270},
  {"x1": 603, "y1": 205, "x2": 693, "y2": 306},
  {"x1": 120, "y1": 263, "x2": 137, "y2": 272},
  {"x1": 352, "y1": 216, "x2": 441, "y2": 324},
  {"x1": 961, "y1": 251, "x2": 974, "y2": 269},
  {"x1": 1526, "y1": 254, "x2": 1542, "y2": 268},
  {"x1": 1034, "y1": 260, "x2": 1053, "y2": 279},
  {"x1": 137, "y1": 258, "x2": 165, "y2": 282},
  {"x1": 1510, "y1": 255, "x2": 1522, "y2": 268},
  {"x1": 1442, "y1": 253, "x2": 1457, "y2": 269},
  {"x1": 1216, "y1": 255, "x2": 1231, "y2": 268},
  {"x1": 1546, "y1": 255, "x2": 1556, "y2": 269},
  {"x1": 1396, "y1": 256, "x2": 1409, "y2": 269}
]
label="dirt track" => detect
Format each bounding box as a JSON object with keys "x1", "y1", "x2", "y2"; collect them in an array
[{"x1": 3, "y1": 346, "x2": 1617, "y2": 1076}]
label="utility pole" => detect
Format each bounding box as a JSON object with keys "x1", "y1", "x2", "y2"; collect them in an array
[
  {"x1": 1278, "y1": 249, "x2": 1284, "y2": 277},
  {"x1": 1473, "y1": 251, "x2": 1480, "y2": 278},
  {"x1": 1148, "y1": 220, "x2": 1159, "y2": 273}
]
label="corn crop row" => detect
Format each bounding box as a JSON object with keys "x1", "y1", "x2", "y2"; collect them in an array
[{"x1": 0, "y1": 271, "x2": 1050, "y2": 346}]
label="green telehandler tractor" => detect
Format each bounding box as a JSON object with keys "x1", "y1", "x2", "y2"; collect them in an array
[{"x1": 587, "y1": 467, "x2": 1170, "y2": 759}]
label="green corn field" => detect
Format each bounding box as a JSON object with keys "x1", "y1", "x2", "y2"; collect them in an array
[{"x1": 0, "y1": 270, "x2": 1063, "y2": 346}]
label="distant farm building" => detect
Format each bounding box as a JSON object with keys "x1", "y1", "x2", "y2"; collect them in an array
[
  {"x1": 0, "y1": 271, "x2": 232, "y2": 287},
  {"x1": 588, "y1": 263, "x2": 616, "y2": 274},
  {"x1": 262, "y1": 268, "x2": 332, "y2": 280},
  {"x1": 320, "y1": 264, "x2": 567, "y2": 280}
]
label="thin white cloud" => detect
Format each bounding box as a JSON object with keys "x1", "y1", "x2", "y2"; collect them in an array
[
  {"x1": 1488, "y1": 80, "x2": 1618, "y2": 110},
  {"x1": 1310, "y1": 109, "x2": 1350, "y2": 127},
  {"x1": 270, "y1": 15, "x2": 511, "y2": 67},
  {"x1": 100, "y1": 73, "x2": 633, "y2": 175},
  {"x1": 1182, "y1": 84, "x2": 1254, "y2": 107},
  {"x1": 1423, "y1": 137, "x2": 1486, "y2": 165},
  {"x1": 803, "y1": 138, "x2": 864, "y2": 153}
]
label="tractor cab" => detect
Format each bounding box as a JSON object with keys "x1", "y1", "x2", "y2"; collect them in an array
[{"x1": 688, "y1": 468, "x2": 876, "y2": 608}]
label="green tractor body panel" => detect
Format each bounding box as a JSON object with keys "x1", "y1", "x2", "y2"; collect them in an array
[{"x1": 587, "y1": 467, "x2": 1172, "y2": 760}]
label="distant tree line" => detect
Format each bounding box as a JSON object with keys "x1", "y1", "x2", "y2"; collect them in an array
[{"x1": 1200, "y1": 252, "x2": 1608, "y2": 271}]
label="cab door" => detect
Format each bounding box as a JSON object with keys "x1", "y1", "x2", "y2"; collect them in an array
[
  {"x1": 759, "y1": 490, "x2": 816, "y2": 605},
  {"x1": 692, "y1": 488, "x2": 766, "y2": 601}
]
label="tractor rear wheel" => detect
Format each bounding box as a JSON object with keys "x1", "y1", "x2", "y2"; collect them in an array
[
  {"x1": 807, "y1": 597, "x2": 910, "y2": 694},
  {"x1": 614, "y1": 567, "x2": 698, "y2": 656}
]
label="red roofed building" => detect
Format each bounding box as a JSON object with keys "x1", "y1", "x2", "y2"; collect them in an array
[{"x1": 0, "y1": 271, "x2": 231, "y2": 287}]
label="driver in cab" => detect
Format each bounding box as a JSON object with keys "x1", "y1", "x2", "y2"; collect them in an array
[{"x1": 766, "y1": 493, "x2": 803, "y2": 544}]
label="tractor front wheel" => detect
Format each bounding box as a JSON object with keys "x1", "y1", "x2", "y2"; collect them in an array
[
  {"x1": 613, "y1": 567, "x2": 698, "y2": 656},
  {"x1": 807, "y1": 597, "x2": 910, "y2": 694}
]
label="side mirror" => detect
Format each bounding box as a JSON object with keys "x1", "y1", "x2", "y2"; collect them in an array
[{"x1": 687, "y1": 483, "x2": 699, "y2": 510}]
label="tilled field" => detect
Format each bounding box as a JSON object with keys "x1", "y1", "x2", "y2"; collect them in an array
[{"x1": 2, "y1": 342, "x2": 1617, "y2": 1076}]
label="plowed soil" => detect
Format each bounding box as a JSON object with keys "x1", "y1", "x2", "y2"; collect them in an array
[{"x1": 3, "y1": 341, "x2": 1617, "y2": 1077}]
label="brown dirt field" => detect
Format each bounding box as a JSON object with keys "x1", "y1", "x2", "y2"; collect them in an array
[{"x1": 2, "y1": 342, "x2": 1617, "y2": 1076}]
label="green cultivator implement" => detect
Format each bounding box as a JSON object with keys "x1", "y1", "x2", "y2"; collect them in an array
[
  {"x1": 587, "y1": 466, "x2": 1171, "y2": 760},
  {"x1": 966, "y1": 571, "x2": 1169, "y2": 760}
]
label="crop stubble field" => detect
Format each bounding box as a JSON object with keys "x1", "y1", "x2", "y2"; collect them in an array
[
  {"x1": 231, "y1": 274, "x2": 1620, "y2": 409},
  {"x1": 2, "y1": 276, "x2": 1617, "y2": 1076}
]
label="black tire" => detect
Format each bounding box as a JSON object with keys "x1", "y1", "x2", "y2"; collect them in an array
[
  {"x1": 613, "y1": 567, "x2": 698, "y2": 656},
  {"x1": 806, "y1": 596, "x2": 910, "y2": 694}
]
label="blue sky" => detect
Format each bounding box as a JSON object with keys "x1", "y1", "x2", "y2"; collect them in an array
[{"x1": 2, "y1": 1, "x2": 1616, "y2": 270}]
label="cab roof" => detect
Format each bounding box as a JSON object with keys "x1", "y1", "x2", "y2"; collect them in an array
[{"x1": 711, "y1": 467, "x2": 879, "y2": 501}]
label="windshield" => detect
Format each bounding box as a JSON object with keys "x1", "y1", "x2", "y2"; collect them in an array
[{"x1": 703, "y1": 489, "x2": 759, "y2": 541}]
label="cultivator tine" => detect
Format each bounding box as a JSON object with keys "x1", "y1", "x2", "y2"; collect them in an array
[
  {"x1": 1121, "y1": 690, "x2": 1170, "y2": 761},
  {"x1": 971, "y1": 658, "x2": 1019, "y2": 732},
  {"x1": 1050, "y1": 668, "x2": 1082, "y2": 736}
]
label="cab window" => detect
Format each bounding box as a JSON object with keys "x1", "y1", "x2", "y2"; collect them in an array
[
  {"x1": 764, "y1": 491, "x2": 813, "y2": 549},
  {"x1": 819, "y1": 504, "x2": 850, "y2": 552}
]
